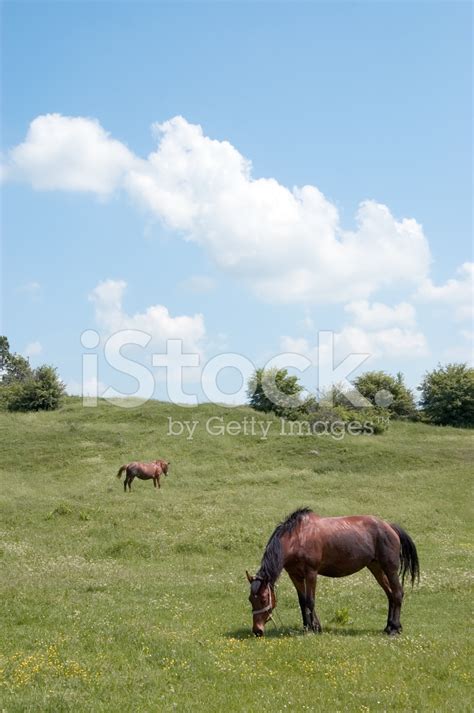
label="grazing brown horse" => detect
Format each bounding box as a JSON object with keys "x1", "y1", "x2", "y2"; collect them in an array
[
  {"x1": 117, "y1": 459, "x2": 170, "y2": 492},
  {"x1": 247, "y1": 508, "x2": 419, "y2": 637}
]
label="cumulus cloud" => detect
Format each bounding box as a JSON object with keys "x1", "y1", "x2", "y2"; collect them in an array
[
  {"x1": 23, "y1": 341, "x2": 42, "y2": 358},
  {"x1": 6, "y1": 114, "x2": 135, "y2": 195},
  {"x1": 281, "y1": 324, "x2": 428, "y2": 367},
  {"x1": 344, "y1": 300, "x2": 417, "y2": 329},
  {"x1": 67, "y1": 376, "x2": 106, "y2": 398},
  {"x1": 416, "y1": 262, "x2": 473, "y2": 322},
  {"x1": 281, "y1": 297, "x2": 428, "y2": 369},
  {"x1": 89, "y1": 279, "x2": 206, "y2": 355},
  {"x1": 443, "y1": 328, "x2": 474, "y2": 364},
  {"x1": 17, "y1": 280, "x2": 41, "y2": 297},
  {"x1": 126, "y1": 117, "x2": 431, "y2": 303},
  {"x1": 335, "y1": 326, "x2": 428, "y2": 359},
  {"x1": 5, "y1": 114, "x2": 432, "y2": 304}
]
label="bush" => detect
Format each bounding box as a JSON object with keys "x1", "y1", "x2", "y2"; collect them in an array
[
  {"x1": 247, "y1": 368, "x2": 389, "y2": 435},
  {"x1": 418, "y1": 363, "x2": 474, "y2": 427},
  {"x1": 6, "y1": 365, "x2": 65, "y2": 412},
  {"x1": 1, "y1": 336, "x2": 65, "y2": 412},
  {"x1": 351, "y1": 371, "x2": 417, "y2": 419},
  {"x1": 247, "y1": 368, "x2": 305, "y2": 418},
  {"x1": 0, "y1": 336, "x2": 32, "y2": 384},
  {"x1": 307, "y1": 405, "x2": 389, "y2": 437}
]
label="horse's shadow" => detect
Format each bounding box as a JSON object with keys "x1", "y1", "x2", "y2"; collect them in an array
[
  {"x1": 322, "y1": 626, "x2": 382, "y2": 637},
  {"x1": 225, "y1": 625, "x2": 382, "y2": 640},
  {"x1": 225, "y1": 626, "x2": 300, "y2": 640}
]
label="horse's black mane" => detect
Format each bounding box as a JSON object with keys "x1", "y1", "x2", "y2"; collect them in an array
[{"x1": 256, "y1": 508, "x2": 313, "y2": 586}]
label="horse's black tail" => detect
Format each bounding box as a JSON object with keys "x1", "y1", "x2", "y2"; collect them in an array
[
  {"x1": 390, "y1": 524, "x2": 420, "y2": 587},
  {"x1": 117, "y1": 465, "x2": 127, "y2": 479}
]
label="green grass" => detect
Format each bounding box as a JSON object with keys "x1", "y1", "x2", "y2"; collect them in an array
[{"x1": 0, "y1": 397, "x2": 472, "y2": 712}]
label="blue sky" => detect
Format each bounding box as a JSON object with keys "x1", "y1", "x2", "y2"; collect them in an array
[{"x1": 1, "y1": 1, "x2": 472, "y2": 403}]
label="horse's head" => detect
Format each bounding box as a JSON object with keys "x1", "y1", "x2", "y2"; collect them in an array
[
  {"x1": 246, "y1": 570, "x2": 276, "y2": 636},
  {"x1": 155, "y1": 459, "x2": 170, "y2": 475}
]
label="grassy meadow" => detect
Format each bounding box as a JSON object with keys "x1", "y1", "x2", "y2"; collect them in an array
[{"x1": 0, "y1": 397, "x2": 472, "y2": 712}]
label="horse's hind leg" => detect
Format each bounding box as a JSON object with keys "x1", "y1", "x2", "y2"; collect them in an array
[
  {"x1": 385, "y1": 569, "x2": 404, "y2": 635},
  {"x1": 368, "y1": 562, "x2": 394, "y2": 634}
]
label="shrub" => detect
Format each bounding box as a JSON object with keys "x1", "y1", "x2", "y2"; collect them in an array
[
  {"x1": 0, "y1": 336, "x2": 32, "y2": 384},
  {"x1": 332, "y1": 607, "x2": 353, "y2": 625},
  {"x1": 247, "y1": 368, "x2": 305, "y2": 418},
  {"x1": 418, "y1": 363, "x2": 474, "y2": 427},
  {"x1": 6, "y1": 365, "x2": 65, "y2": 412},
  {"x1": 307, "y1": 405, "x2": 389, "y2": 437},
  {"x1": 1, "y1": 337, "x2": 64, "y2": 412},
  {"x1": 351, "y1": 371, "x2": 417, "y2": 419},
  {"x1": 247, "y1": 368, "x2": 389, "y2": 434}
]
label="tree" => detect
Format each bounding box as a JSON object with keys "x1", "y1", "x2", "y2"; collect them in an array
[
  {"x1": 418, "y1": 363, "x2": 474, "y2": 427},
  {"x1": 6, "y1": 365, "x2": 65, "y2": 412},
  {"x1": 0, "y1": 336, "x2": 10, "y2": 371},
  {"x1": 0, "y1": 336, "x2": 65, "y2": 412},
  {"x1": 351, "y1": 371, "x2": 417, "y2": 419},
  {"x1": 247, "y1": 368, "x2": 304, "y2": 417},
  {"x1": 0, "y1": 336, "x2": 32, "y2": 384}
]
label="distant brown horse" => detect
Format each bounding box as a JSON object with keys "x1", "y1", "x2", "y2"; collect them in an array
[
  {"x1": 247, "y1": 508, "x2": 419, "y2": 637},
  {"x1": 117, "y1": 459, "x2": 170, "y2": 492}
]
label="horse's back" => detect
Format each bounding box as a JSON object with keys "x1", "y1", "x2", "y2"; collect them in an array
[{"x1": 293, "y1": 514, "x2": 398, "y2": 576}]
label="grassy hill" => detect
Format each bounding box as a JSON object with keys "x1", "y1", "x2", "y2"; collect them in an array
[{"x1": 0, "y1": 397, "x2": 472, "y2": 711}]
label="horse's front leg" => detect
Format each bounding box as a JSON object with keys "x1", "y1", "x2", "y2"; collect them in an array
[
  {"x1": 305, "y1": 572, "x2": 322, "y2": 633},
  {"x1": 289, "y1": 573, "x2": 321, "y2": 633}
]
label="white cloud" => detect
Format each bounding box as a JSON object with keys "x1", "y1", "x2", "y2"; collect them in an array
[
  {"x1": 5, "y1": 114, "x2": 432, "y2": 304},
  {"x1": 18, "y1": 280, "x2": 41, "y2": 296},
  {"x1": 179, "y1": 275, "x2": 216, "y2": 293},
  {"x1": 283, "y1": 298, "x2": 427, "y2": 366},
  {"x1": 416, "y1": 262, "x2": 473, "y2": 322},
  {"x1": 298, "y1": 310, "x2": 315, "y2": 332},
  {"x1": 281, "y1": 324, "x2": 428, "y2": 367},
  {"x1": 443, "y1": 328, "x2": 474, "y2": 364},
  {"x1": 282, "y1": 298, "x2": 428, "y2": 372},
  {"x1": 126, "y1": 118, "x2": 431, "y2": 304},
  {"x1": 67, "y1": 377, "x2": 106, "y2": 398},
  {"x1": 344, "y1": 300, "x2": 417, "y2": 329},
  {"x1": 23, "y1": 341, "x2": 42, "y2": 358},
  {"x1": 6, "y1": 114, "x2": 135, "y2": 195},
  {"x1": 337, "y1": 326, "x2": 428, "y2": 359},
  {"x1": 89, "y1": 279, "x2": 206, "y2": 354}
]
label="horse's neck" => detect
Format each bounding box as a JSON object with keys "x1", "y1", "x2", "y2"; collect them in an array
[{"x1": 257, "y1": 535, "x2": 285, "y2": 586}]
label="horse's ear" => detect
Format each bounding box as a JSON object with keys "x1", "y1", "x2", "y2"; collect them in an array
[{"x1": 246, "y1": 570, "x2": 254, "y2": 583}]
